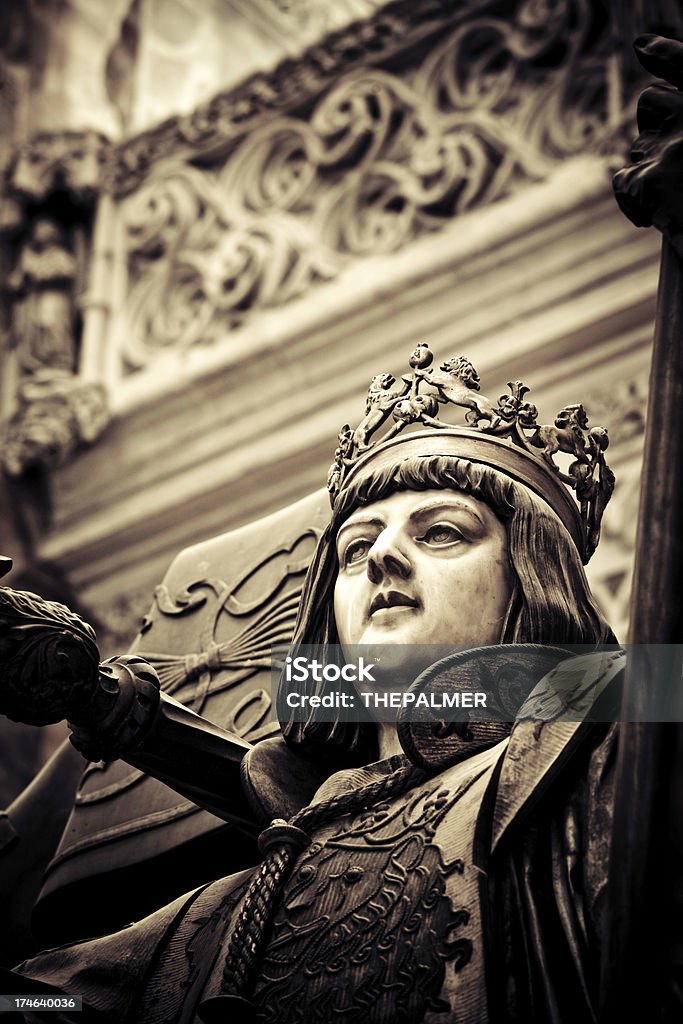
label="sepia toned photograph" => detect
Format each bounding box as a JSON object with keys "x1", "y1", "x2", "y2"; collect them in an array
[{"x1": 1, "y1": 1, "x2": 682, "y2": 1021}]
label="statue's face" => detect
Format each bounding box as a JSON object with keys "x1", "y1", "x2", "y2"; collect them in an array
[{"x1": 333, "y1": 488, "x2": 511, "y2": 651}]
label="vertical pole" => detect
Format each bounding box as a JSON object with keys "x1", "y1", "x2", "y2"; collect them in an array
[
  {"x1": 628, "y1": 240, "x2": 683, "y2": 646},
  {"x1": 78, "y1": 194, "x2": 116, "y2": 384},
  {"x1": 602, "y1": 238, "x2": 683, "y2": 1018}
]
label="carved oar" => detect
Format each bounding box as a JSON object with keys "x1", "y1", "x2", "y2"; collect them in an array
[{"x1": 606, "y1": 33, "x2": 683, "y2": 1020}]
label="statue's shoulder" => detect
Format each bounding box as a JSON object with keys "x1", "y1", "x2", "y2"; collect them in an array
[{"x1": 490, "y1": 650, "x2": 625, "y2": 853}]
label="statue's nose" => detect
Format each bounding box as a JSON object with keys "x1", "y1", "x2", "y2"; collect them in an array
[{"x1": 366, "y1": 529, "x2": 412, "y2": 583}]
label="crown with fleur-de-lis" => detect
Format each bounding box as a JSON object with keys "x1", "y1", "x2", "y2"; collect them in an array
[{"x1": 327, "y1": 344, "x2": 614, "y2": 562}]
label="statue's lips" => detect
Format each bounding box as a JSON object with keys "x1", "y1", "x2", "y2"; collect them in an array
[{"x1": 369, "y1": 591, "x2": 419, "y2": 617}]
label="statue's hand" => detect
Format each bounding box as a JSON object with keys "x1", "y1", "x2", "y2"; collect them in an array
[
  {"x1": 0, "y1": 580, "x2": 160, "y2": 759},
  {"x1": 613, "y1": 35, "x2": 683, "y2": 258},
  {"x1": 0, "y1": 584, "x2": 101, "y2": 727}
]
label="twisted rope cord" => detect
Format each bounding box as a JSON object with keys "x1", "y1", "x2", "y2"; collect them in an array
[{"x1": 220, "y1": 760, "x2": 428, "y2": 997}]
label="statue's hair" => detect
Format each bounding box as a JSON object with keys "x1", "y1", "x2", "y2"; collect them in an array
[{"x1": 282, "y1": 455, "x2": 616, "y2": 760}]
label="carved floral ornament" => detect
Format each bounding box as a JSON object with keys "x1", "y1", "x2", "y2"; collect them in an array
[{"x1": 117, "y1": 0, "x2": 636, "y2": 371}]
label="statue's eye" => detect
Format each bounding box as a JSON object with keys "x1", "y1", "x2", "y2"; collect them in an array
[
  {"x1": 419, "y1": 523, "x2": 463, "y2": 546},
  {"x1": 342, "y1": 538, "x2": 372, "y2": 567}
]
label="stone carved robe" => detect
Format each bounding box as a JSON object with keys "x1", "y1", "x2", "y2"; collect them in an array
[{"x1": 15, "y1": 713, "x2": 617, "y2": 1024}]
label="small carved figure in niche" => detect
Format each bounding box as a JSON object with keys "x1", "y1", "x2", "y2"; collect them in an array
[{"x1": 8, "y1": 218, "x2": 77, "y2": 375}]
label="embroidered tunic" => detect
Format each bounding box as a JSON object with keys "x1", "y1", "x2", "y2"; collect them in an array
[{"x1": 16, "y1": 720, "x2": 616, "y2": 1024}]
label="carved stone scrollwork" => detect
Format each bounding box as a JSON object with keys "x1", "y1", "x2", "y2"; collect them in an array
[
  {"x1": 136, "y1": 527, "x2": 321, "y2": 726},
  {"x1": 109, "y1": 3, "x2": 441, "y2": 195},
  {"x1": 118, "y1": 0, "x2": 641, "y2": 368}
]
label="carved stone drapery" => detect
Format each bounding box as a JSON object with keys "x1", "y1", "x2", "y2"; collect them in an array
[
  {"x1": 116, "y1": 0, "x2": 642, "y2": 371},
  {"x1": 0, "y1": 130, "x2": 111, "y2": 477}
]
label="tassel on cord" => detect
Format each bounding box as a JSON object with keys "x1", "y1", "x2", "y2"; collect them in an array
[{"x1": 198, "y1": 760, "x2": 428, "y2": 1022}]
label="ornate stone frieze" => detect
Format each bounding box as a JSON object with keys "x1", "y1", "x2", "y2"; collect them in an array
[
  {"x1": 111, "y1": 0, "x2": 640, "y2": 199},
  {"x1": 117, "y1": 0, "x2": 641, "y2": 369},
  {"x1": 110, "y1": 0, "x2": 464, "y2": 197}
]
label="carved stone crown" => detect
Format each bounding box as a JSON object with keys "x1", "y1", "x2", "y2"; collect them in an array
[{"x1": 327, "y1": 345, "x2": 614, "y2": 562}]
